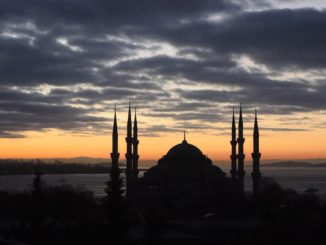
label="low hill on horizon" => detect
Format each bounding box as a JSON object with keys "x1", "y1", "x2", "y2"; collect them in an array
[
  {"x1": 1, "y1": 157, "x2": 326, "y2": 169},
  {"x1": 264, "y1": 161, "x2": 326, "y2": 168}
]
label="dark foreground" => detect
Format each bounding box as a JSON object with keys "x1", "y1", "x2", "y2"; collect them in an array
[{"x1": 0, "y1": 173, "x2": 325, "y2": 245}]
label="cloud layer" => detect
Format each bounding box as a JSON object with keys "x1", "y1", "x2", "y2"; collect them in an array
[{"x1": 0, "y1": 0, "x2": 325, "y2": 137}]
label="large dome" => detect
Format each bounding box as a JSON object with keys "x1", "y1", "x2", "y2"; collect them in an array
[{"x1": 166, "y1": 139, "x2": 203, "y2": 157}]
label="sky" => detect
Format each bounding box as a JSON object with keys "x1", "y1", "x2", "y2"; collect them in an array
[{"x1": 0, "y1": 0, "x2": 326, "y2": 162}]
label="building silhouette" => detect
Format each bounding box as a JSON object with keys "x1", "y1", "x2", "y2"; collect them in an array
[
  {"x1": 251, "y1": 109, "x2": 261, "y2": 199},
  {"x1": 110, "y1": 106, "x2": 119, "y2": 172},
  {"x1": 237, "y1": 103, "x2": 246, "y2": 191},
  {"x1": 132, "y1": 108, "x2": 139, "y2": 180},
  {"x1": 110, "y1": 104, "x2": 262, "y2": 214},
  {"x1": 125, "y1": 102, "x2": 133, "y2": 198},
  {"x1": 230, "y1": 107, "x2": 237, "y2": 179}
]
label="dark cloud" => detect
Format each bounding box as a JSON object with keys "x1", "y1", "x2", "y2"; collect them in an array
[
  {"x1": 0, "y1": 0, "x2": 325, "y2": 137},
  {"x1": 177, "y1": 79, "x2": 326, "y2": 112},
  {"x1": 0, "y1": 0, "x2": 238, "y2": 28},
  {"x1": 146, "y1": 8, "x2": 326, "y2": 69},
  {"x1": 154, "y1": 102, "x2": 216, "y2": 112},
  {"x1": 0, "y1": 88, "x2": 116, "y2": 137},
  {"x1": 143, "y1": 111, "x2": 225, "y2": 123},
  {"x1": 0, "y1": 85, "x2": 172, "y2": 137},
  {"x1": 0, "y1": 99, "x2": 109, "y2": 137},
  {"x1": 261, "y1": 127, "x2": 310, "y2": 132},
  {"x1": 0, "y1": 131, "x2": 26, "y2": 138},
  {"x1": 217, "y1": 8, "x2": 326, "y2": 69}
]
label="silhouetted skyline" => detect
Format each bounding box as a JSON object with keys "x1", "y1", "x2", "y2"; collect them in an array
[{"x1": 111, "y1": 103, "x2": 261, "y2": 199}]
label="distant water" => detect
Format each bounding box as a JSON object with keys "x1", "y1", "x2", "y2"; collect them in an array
[{"x1": 0, "y1": 167, "x2": 326, "y2": 197}]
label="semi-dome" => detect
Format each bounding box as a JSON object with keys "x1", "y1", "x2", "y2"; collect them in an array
[{"x1": 166, "y1": 139, "x2": 203, "y2": 157}]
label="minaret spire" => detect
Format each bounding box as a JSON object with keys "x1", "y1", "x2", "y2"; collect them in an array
[
  {"x1": 110, "y1": 106, "x2": 120, "y2": 171},
  {"x1": 132, "y1": 108, "x2": 139, "y2": 180},
  {"x1": 230, "y1": 107, "x2": 237, "y2": 179},
  {"x1": 237, "y1": 103, "x2": 246, "y2": 191},
  {"x1": 125, "y1": 102, "x2": 133, "y2": 196},
  {"x1": 251, "y1": 108, "x2": 261, "y2": 199}
]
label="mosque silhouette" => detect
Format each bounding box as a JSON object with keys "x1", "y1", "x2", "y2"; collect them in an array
[{"x1": 110, "y1": 103, "x2": 261, "y2": 216}]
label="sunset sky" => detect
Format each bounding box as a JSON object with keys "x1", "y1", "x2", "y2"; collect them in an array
[{"x1": 0, "y1": 0, "x2": 326, "y2": 162}]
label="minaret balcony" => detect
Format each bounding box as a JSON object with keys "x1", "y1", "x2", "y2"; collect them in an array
[
  {"x1": 230, "y1": 154, "x2": 237, "y2": 160},
  {"x1": 251, "y1": 152, "x2": 261, "y2": 159},
  {"x1": 237, "y1": 138, "x2": 245, "y2": 143},
  {"x1": 110, "y1": 152, "x2": 120, "y2": 159},
  {"x1": 230, "y1": 140, "x2": 237, "y2": 145},
  {"x1": 133, "y1": 139, "x2": 139, "y2": 145}
]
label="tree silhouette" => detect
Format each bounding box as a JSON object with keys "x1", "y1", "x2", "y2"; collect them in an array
[
  {"x1": 30, "y1": 164, "x2": 46, "y2": 244},
  {"x1": 32, "y1": 163, "x2": 45, "y2": 197},
  {"x1": 104, "y1": 167, "x2": 125, "y2": 243}
]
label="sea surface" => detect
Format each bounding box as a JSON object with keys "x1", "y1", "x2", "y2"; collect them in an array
[{"x1": 0, "y1": 167, "x2": 326, "y2": 197}]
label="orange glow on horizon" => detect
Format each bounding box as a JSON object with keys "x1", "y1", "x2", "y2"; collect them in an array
[{"x1": 0, "y1": 127, "x2": 325, "y2": 162}]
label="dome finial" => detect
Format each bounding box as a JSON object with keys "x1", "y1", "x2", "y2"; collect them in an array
[{"x1": 182, "y1": 130, "x2": 187, "y2": 144}]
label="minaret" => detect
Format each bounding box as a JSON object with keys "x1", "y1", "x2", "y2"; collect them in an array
[
  {"x1": 110, "y1": 107, "x2": 120, "y2": 171},
  {"x1": 251, "y1": 109, "x2": 261, "y2": 199},
  {"x1": 237, "y1": 103, "x2": 246, "y2": 191},
  {"x1": 125, "y1": 102, "x2": 133, "y2": 195},
  {"x1": 230, "y1": 107, "x2": 237, "y2": 179},
  {"x1": 132, "y1": 108, "x2": 139, "y2": 180}
]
